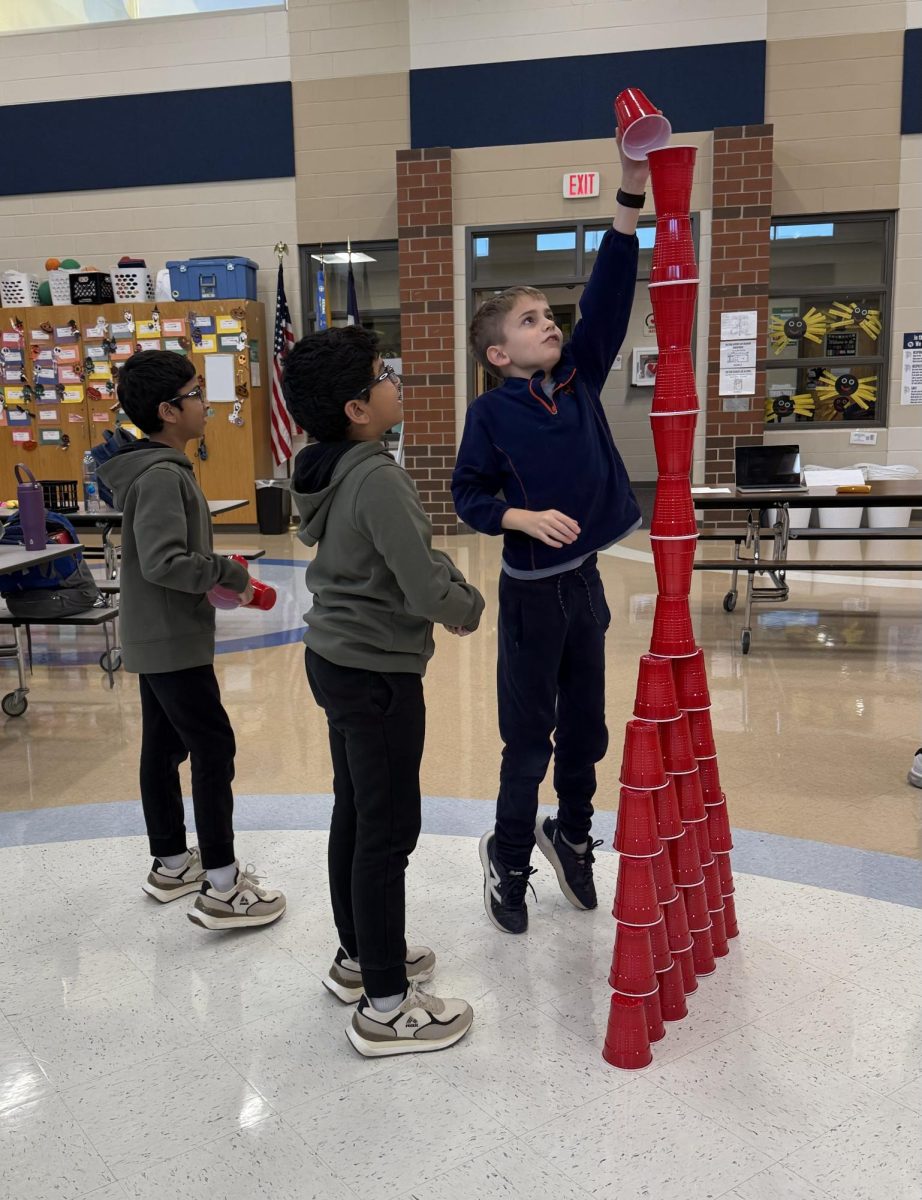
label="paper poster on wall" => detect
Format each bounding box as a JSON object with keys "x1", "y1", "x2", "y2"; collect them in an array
[
  {"x1": 218, "y1": 335, "x2": 240, "y2": 352},
  {"x1": 11, "y1": 430, "x2": 31, "y2": 443},
  {"x1": 39, "y1": 428, "x2": 62, "y2": 445},
  {"x1": 54, "y1": 325, "x2": 78, "y2": 341},
  {"x1": 58, "y1": 367, "x2": 82, "y2": 385},
  {"x1": 902, "y1": 332, "x2": 922, "y2": 405},
  {"x1": 1, "y1": 332, "x2": 21, "y2": 347},
  {"x1": 192, "y1": 316, "x2": 215, "y2": 333},
  {"x1": 38, "y1": 408, "x2": 59, "y2": 422},
  {"x1": 720, "y1": 311, "x2": 758, "y2": 341},
  {"x1": 53, "y1": 346, "x2": 79, "y2": 364},
  {"x1": 3, "y1": 387, "x2": 27, "y2": 404},
  {"x1": 719, "y1": 368, "x2": 756, "y2": 396},
  {"x1": 111, "y1": 321, "x2": 133, "y2": 336},
  {"x1": 68, "y1": 412, "x2": 84, "y2": 423},
  {"x1": 84, "y1": 322, "x2": 108, "y2": 340},
  {"x1": 163, "y1": 339, "x2": 187, "y2": 354},
  {"x1": 60, "y1": 386, "x2": 84, "y2": 404},
  {"x1": 138, "y1": 320, "x2": 160, "y2": 338},
  {"x1": 719, "y1": 340, "x2": 756, "y2": 371},
  {"x1": 1, "y1": 349, "x2": 23, "y2": 365},
  {"x1": 162, "y1": 319, "x2": 186, "y2": 336},
  {"x1": 204, "y1": 354, "x2": 235, "y2": 402},
  {"x1": 194, "y1": 334, "x2": 217, "y2": 354},
  {"x1": 30, "y1": 328, "x2": 51, "y2": 342},
  {"x1": 89, "y1": 364, "x2": 113, "y2": 382},
  {"x1": 33, "y1": 349, "x2": 54, "y2": 365},
  {"x1": 110, "y1": 341, "x2": 133, "y2": 360},
  {"x1": 136, "y1": 339, "x2": 161, "y2": 353},
  {"x1": 35, "y1": 366, "x2": 57, "y2": 385},
  {"x1": 216, "y1": 316, "x2": 242, "y2": 334},
  {"x1": 8, "y1": 408, "x2": 30, "y2": 424},
  {"x1": 85, "y1": 344, "x2": 106, "y2": 360},
  {"x1": 92, "y1": 411, "x2": 111, "y2": 423}
]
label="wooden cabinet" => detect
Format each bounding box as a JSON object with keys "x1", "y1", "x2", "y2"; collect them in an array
[{"x1": 0, "y1": 300, "x2": 272, "y2": 526}]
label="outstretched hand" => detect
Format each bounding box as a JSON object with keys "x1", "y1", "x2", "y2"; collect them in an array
[{"x1": 615, "y1": 126, "x2": 651, "y2": 193}]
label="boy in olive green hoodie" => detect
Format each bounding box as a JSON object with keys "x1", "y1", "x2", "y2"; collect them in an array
[
  {"x1": 285, "y1": 325, "x2": 484, "y2": 1057},
  {"x1": 99, "y1": 351, "x2": 285, "y2": 931}
]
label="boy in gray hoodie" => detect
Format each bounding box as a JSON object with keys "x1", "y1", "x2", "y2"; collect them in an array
[
  {"x1": 99, "y1": 351, "x2": 285, "y2": 930},
  {"x1": 285, "y1": 325, "x2": 484, "y2": 1057}
]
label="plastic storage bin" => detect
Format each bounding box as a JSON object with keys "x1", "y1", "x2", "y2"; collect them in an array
[
  {"x1": 1, "y1": 271, "x2": 40, "y2": 307},
  {"x1": 69, "y1": 272, "x2": 114, "y2": 305},
  {"x1": 166, "y1": 257, "x2": 258, "y2": 301},
  {"x1": 110, "y1": 265, "x2": 154, "y2": 303},
  {"x1": 48, "y1": 269, "x2": 79, "y2": 305}
]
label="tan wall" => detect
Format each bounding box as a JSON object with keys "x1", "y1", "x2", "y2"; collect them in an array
[
  {"x1": 767, "y1": 0, "x2": 908, "y2": 41},
  {"x1": 289, "y1": 0, "x2": 409, "y2": 81}
]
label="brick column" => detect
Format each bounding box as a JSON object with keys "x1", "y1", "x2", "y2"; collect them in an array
[
  {"x1": 396, "y1": 147, "x2": 458, "y2": 535},
  {"x1": 705, "y1": 124, "x2": 774, "y2": 492}
]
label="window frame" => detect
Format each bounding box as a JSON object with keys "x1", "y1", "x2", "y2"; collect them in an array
[{"x1": 298, "y1": 239, "x2": 400, "y2": 348}]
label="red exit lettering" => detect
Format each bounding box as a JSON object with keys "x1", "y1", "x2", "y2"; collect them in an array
[{"x1": 564, "y1": 171, "x2": 598, "y2": 198}]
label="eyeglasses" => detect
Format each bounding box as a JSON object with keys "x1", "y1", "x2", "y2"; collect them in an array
[
  {"x1": 166, "y1": 385, "x2": 205, "y2": 407},
  {"x1": 352, "y1": 364, "x2": 400, "y2": 402}
]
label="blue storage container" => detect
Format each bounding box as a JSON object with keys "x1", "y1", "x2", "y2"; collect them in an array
[{"x1": 166, "y1": 256, "x2": 258, "y2": 301}]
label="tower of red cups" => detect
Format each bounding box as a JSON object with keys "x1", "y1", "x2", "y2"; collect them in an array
[{"x1": 603, "y1": 140, "x2": 740, "y2": 1070}]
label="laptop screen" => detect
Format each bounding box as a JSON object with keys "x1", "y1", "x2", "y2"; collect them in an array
[{"x1": 735, "y1": 445, "x2": 802, "y2": 487}]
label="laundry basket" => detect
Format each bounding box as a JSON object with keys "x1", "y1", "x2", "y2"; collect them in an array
[{"x1": 1, "y1": 271, "x2": 40, "y2": 307}]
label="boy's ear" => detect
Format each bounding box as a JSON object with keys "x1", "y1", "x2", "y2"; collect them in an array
[
  {"x1": 343, "y1": 398, "x2": 369, "y2": 426},
  {"x1": 486, "y1": 343, "x2": 509, "y2": 369}
]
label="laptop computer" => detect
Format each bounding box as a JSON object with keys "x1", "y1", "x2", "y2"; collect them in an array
[{"x1": 735, "y1": 445, "x2": 808, "y2": 493}]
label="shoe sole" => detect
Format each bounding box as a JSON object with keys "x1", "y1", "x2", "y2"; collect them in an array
[
  {"x1": 534, "y1": 818, "x2": 591, "y2": 912},
  {"x1": 909, "y1": 770, "x2": 922, "y2": 790},
  {"x1": 141, "y1": 880, "x2": 204, "y2": 903},
  {"x1": 479, "y1": 831, "x2": 527, "y2": 934},
  {"x1": 323, "y1": 964, "x2": 436, "y2": 1006},
  {"x1": 345, "y1": 1017, "x2": 472, "y2": 1058},
  {"x1": 187, "y1": 904, "x2": 286, "y2": 930}
]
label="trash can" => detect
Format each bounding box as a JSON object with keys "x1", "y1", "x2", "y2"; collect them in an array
[{"x1": 255, "y1": 480, "x2": 291, "y2": 535}]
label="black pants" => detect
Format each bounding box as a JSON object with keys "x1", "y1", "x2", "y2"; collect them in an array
[
  {"x1": 138, "y1": 665, "x2": 236, "y2": 870},
  {"x1": 496, "y1": 555, "x2": 610, "y2": 868},
  {"x1": 306, "y1": 648, "x2": 426, "y2": 999}
]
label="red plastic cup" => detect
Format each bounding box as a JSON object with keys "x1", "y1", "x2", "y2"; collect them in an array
[
  {"x1": 668, "y1": 826, "x2": 704, "y2": 887},
  {"x1": 662, "y1": 890, "x2": 692, "y2": 952},
  {"x1": 602, "y1": 993, "x2": 653, "y2": 1069},
  {"x1": 707, "y1": 800, "x2": 733, "y2": 852},
  {"x1": 653, "y1": 775, "x2": 683, "y2": 840},
  {"x1": 650, "y1": 596, "x2": 698, "y2": 659},
  {"x1": 653, "y1": 536, "x2": 697, "y2": 604},
  {"x1": 650, "y1": 280, "x2": 698, "y2": 352},
  {"x1": 230, "y1": 554, "x2": 278, "y2": 611},
  {"x1": 609, "y1": 923, "x2": 657, "y2": 996},
  {"x1": 613, "y1": 854, "x2": 660, "y2": 926},
  {"x1": 645, "y1": 987, "x2": 666, "y2": 1042},
  {"x1": 648, "y1": 144, "x2": 698, "y2": 216},
  {"x1": 673, "y1": 769, "x2": 706, "y2": 823},
  {"x1": 614, "y1": 87, "x2": 671, "y2": 161},
  {"x1": 692, "y1": 926, "x2": 716, "y2": 976},
  {"x1": 649, "y1": 261, "x2": 700, "y2": 285},
  {"x1": 695, "y1": 820, "x2": 715, "y2": 868},
  {"x1": 703, "y1": 859, "x2": 723, "y2": 911},
  {"x1": 615, "y1": 786, "x2": 661, "y2": 857},
  {"x1": 658, "y1": 957, "x2": 688, "y2": 1020},
  {"x1": 651, "y1": 844, "x2": 678, "y2": 905},
  {"x1": 710, "y1": 905, "x2": 730, "y2": 957},
  {"x1": 650, "y1": 475, "x2": 698, "y2": 539},
  {"x1": 650, "y1": 414, "x2": 697, "y2": 479},
  {"x1": 620, "y1": 719, "x2": 668, "y2": 791},
  {"x1": 676, "y1": 945, "x2": 698, "y2": 994},
  {"x1": 724, "y1": 892, "x2": 740, "y2": 938},
  {"x1": 633, "y1": 653, "x2": 680, "y2": 722},
  {"x1": 651, "y1": 348, "x2": 697, "y2": 414},
  {"x1": 683, "y1": 880, "x2": 710, "y2": 931},
  {"x1": 716, "y1": 851, "x2": 735, "y2": 895},
  {"x1": 687, "y1": 708, "x2": 717, "y2": 758},
  {"x1": 698, "y1": 757, "x2": 723, "y2": 805},
  {"x1": 652, "y1": 216, "x2": 696, "y2": 277},
  {"x1": 672, "y1": 648, "x2": 711, "y2": 710},
  {"x1": 648, "y1": 914, "x2": 672, "y2": 973},
  {"x1": 659, "y1": 713, "x2": 696, "y2": 774}
]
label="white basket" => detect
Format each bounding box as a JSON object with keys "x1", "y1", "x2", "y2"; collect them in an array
[
  {"x1": 110, "y1": 265, "x2": 154, "y2": 303},
  {"x1": 48, "y1": 269, "x2": 80, "y2": 305},
  {"x1": 1, "y1": 271, "x2": 40, "y2": 307}
]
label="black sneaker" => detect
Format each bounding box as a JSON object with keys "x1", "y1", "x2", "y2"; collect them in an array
[
  {"x1": 479, "y1": 831, "x2": 536, "y2": 935},
  {"x1": 535, "y1": 816, "x2": 602, "y2": 911}
]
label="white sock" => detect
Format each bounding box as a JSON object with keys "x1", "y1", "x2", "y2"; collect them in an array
[
  {"x1": 207, "y1": 863, "x2": 238, "y2": 892},
  {"x1": 160, "y1": 852, "x2": 189, "y2": 870},
  {"x1": 561, "y1": 832, "x2": 589, "y2": 855},
  {"x1": 369, "y1": 990, "x2": 406, "y2": 1013}
]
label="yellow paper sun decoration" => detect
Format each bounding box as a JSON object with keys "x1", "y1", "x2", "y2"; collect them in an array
[
  {"x1": 770, "y1": 307, "x2": 827, "y2": 355},
  {"x1": 813, "y1": 370, "x2": 877, "y2": 419},
  {"x1": 765, "y1": 393, "x2": 816, "y2": 423},
  {"x1": 827, "y1": 301, "x2": 882, "y2": 340}
]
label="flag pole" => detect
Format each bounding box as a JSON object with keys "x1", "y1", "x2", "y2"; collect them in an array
[{"x1": 270, "y1": 240, "x2": 294, "y2": 479}]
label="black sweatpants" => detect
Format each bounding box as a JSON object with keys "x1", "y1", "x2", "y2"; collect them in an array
[
  {"x1": 495, "y1": 554, "x2": 610, "y2": 868},
  {"x1": 138, "y1": 665, "x2": 236, "y2": 870},
  {"x1": 306, "y1": 648, "x2": 425, "y2": 999}
]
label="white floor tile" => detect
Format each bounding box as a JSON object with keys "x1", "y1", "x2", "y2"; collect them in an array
[
  {"x1": 783, "y1": 1101, "x2": 922, "y2": 1200},
  {"x1": 283, "y1": 1061, "x2": 507, "y2": 1199},
  {"x1": 891, "y1": 1075, "x2": 922, "y2": 1114},
  {"x1": 0, "y1": 1093, "x2": 114, "y2": 1200},
  {"x1": 0, "y1": 1015, "x2": 53, "y2": 1117},
  {"x1": 415, "y1": 1137, "x2": 592, "y2": 1200},
  {"x1": 61, "y1": 1043, "x2": 275, "y2": 1181},
  {"x1": 9, "y1": 975, "x2": 204, "y2": 1089},
  {"x1": 522, "y1": 1079, "x2": 772, "y2": 1200},
  {"x1": 119, "y1": 1115, "x2": 352, "y2": 1200},
  {"x1": 753, "y1": 981, "x2": 922, "y2": 1097},
  {"x1": 722, "y1": 1161, "x2": 834, "y2": 1200},
  {"x1": 648, "y1": 1026, "x2": 883, "y2": 1160},
  {"x1": 424, "y1": 1008, "x2": 627, "y2": 1136}
]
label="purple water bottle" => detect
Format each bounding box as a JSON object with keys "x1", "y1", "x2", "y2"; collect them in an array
[{"x1": 15, "y1": 464, "x2": 47, "y2": 551}]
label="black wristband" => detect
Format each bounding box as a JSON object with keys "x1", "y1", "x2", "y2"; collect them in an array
[{"x1": 616, "y1": 188, "x2": 646, "y2": 209}]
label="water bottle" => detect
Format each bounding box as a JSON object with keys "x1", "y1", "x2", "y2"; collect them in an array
[
  {"x1": 82, "y1": 449, "x2": 100, "y2": 513},
  {"x1": 14, "y1": 464, "x2": 47, "y2": 551}
]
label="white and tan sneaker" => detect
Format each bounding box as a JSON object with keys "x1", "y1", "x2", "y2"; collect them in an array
[
  {"x1": 323, "y1": 945, "x2": 436, "y2": 1004},
  {"x1": 347, "y1": 983, "x2": 473, "y2": 1057},
  {"x1": 187, "y1": 863, "x2": 286, "y2": 930},
  {"x1": 142, "y1": 848, "x2": 206, "y2": 903}
]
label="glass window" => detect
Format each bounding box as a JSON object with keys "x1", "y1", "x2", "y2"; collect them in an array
[
  {"x1": 472, "y1": 227, "x2": 577, "y2": 286},
  {"x1": 764, "y1": 214, "x2": 893, "y2": 427},
  {"x1": 299, "y1": 241, "x2": 400, "y2": 357},
  {"x1": 1, "y1": 1, "x2": 282, "y2": 34},
  {"x1": 585, "y1": 220, "x2": 657, "y2": 275}
]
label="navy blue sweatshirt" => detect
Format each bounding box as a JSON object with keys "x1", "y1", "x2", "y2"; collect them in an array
[{"x1": 452, "y1": 228, "x2": 642, "y2": 575}]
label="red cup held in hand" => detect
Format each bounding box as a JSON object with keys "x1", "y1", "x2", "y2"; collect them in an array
[
  {"x1": 614, "y1": 88, "x2": 672, "y2": 161},
  {"x1": 208, "y1": 555, "x2": 277, "y2": 612},
  {"x1": 648, "y1": 144, "x2": 698, "y2": 216}
]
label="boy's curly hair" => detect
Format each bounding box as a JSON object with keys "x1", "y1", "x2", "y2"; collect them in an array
[
  {"x1": 282, "y1": 325, "x2": 379, "y2": 442},
  {"x1": 468, "y1": 285, "x2": 546, "y2": 374}
]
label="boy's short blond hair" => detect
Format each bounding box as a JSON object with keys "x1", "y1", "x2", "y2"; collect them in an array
[{"x1": 468, "y1": 286, "x2": 547, "y2": 374}]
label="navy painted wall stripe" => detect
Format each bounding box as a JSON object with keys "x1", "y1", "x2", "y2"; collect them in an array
[
  {"x1": 902, "y1": 28, "x2": 922, "y2": 135},
  {"x1": 409, "y1": 42, "x2": 766, "y2": 150},
  {"x1": 0, "y1": 82, "x2": 294, "y2": 197}
]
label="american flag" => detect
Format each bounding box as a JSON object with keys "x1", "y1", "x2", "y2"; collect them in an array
[{"x1": 270, "y1": 261, "x2": 295, "y2": 465}]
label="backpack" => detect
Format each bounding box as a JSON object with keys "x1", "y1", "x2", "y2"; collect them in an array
[
  {"x1": 89, "y1": 426, "x2": 139, "y2": 506},
  {"x1": 0, "y1": 512, "x2": 102, "y2": 618}
]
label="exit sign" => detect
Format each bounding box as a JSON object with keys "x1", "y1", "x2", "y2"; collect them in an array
[{"x1": 563, "y1": 170, "x2": 600, "y2": 199}]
